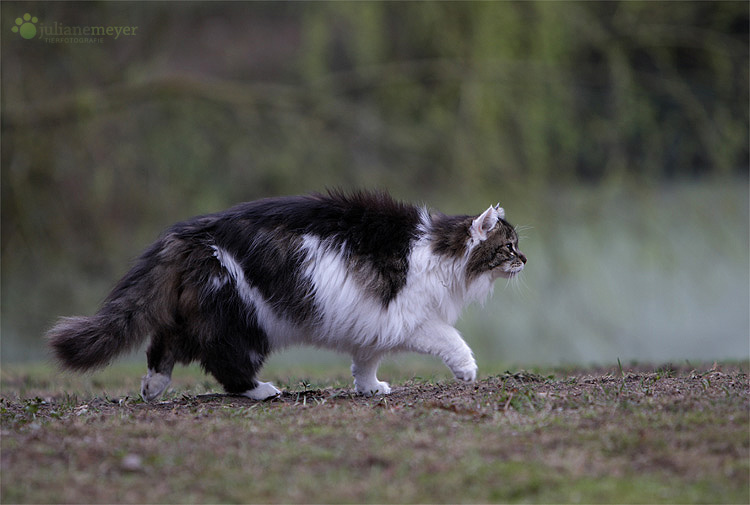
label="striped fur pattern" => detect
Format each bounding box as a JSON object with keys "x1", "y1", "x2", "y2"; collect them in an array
[{"x1": 47, "y1": 190, "x2": 526, "y2": 400}]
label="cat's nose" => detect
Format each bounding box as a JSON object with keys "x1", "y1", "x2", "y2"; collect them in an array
[{"x1": 519, "y1": 252, "x2": 527, "y2": 264}]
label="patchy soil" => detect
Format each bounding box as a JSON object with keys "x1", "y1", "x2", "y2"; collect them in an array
[{"x1": 1, "y1": 362, "x2": 748, "y2": 503}]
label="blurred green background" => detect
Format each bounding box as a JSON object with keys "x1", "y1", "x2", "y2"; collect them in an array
[{"x1": 2, "y1": 1, "x2": 748, "y2": 368}]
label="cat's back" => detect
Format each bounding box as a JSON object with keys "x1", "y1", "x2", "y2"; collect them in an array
[
  {"x1": 202, "y1": 191, "x2": 425, "y2": 307},
  {"x1": 216, "y1": 190, "x2": 423, "y2": 251}
]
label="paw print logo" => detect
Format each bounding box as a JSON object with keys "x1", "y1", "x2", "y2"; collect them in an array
[{"x1": 12, "y1": 13, "x2": 38, "y2": 40}]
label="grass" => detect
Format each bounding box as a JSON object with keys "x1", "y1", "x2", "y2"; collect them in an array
[{"x1": 1, "y1": 360, "x2": 748, "y2": 503}]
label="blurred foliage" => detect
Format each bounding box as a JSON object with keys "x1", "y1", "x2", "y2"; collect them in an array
[{"x1": 1, "y1": 1, "x2": 748, "y2": 354}]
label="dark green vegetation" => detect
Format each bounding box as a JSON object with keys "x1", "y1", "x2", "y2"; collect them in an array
[
  {"x1": 2, "y1": 2, "x2": 748, "y2": 359},
  {"x1": 2, "y1": 362, "x2": 748, "y2": 503}
]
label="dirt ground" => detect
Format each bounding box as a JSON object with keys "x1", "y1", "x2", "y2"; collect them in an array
[{"x1": 1, "y1": 361, "x2": 748, "y2": 503}]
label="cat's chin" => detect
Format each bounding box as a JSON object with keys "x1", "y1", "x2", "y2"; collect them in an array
[{"x1": 495, "y1": 267, "x2": 524, "y2": 279}]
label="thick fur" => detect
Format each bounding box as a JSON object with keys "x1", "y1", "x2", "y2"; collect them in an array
[{"x1": 47, "y1": 190, "x2": 526, "y2": 400}]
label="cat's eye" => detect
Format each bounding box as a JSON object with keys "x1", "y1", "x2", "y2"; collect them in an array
[{"x1": 505, "y1": 243, "x2": 513, "y2": 250}]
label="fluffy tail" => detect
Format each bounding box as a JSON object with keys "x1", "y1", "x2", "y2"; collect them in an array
[
  {"x1": 46, "y1": 314, "x2": 148, "y2": 371},
  {"x1": 47, "y1": 240, "x2": 179, "y2": 371}
]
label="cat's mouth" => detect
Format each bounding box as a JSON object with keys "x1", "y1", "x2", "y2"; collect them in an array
[{"x1": 496, "y1": 261, "x2": 525, "y2": 278}]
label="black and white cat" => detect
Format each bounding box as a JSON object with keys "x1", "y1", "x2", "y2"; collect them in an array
[{"x1": 47, "y1": 190, "x2": 526, "y2": 401}]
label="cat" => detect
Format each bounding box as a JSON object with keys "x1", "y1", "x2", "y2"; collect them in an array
[{"x1": 47, "y1": 190, "x2": 526, "y2": 401}]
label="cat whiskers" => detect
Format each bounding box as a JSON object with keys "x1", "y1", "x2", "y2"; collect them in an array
[
  {"x1": 504, "y1": 270, "x2": 530, "y2": 299},
  {"x1": 514, "y1": 225, "x2": 532, "y2": 242}
]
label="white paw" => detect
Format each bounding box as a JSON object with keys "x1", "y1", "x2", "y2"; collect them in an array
[
  {"x1": 141, "y1": 370, "x2": 171, "y2": 402},
  {"x1": 355, "y1": 380, "x2": 391, "y2": 396},
  {"x1": 242, "y1": 381, "x2": 281, "y2": 401},
  {"x1": 451, "y1": 362, "x2": 478, "y2": 383}
]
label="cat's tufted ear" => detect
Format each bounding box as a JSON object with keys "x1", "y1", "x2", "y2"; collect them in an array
[
  {"x1": 493, "y1": 203, "x2": 505, "y2": 220},
  {"x1": 470, "y1": 205, "x2": 501, "y2": 243}
]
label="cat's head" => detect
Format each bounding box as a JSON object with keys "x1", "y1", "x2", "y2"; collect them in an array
[{"x1": 466, "y1": 205, "x2": 526, "y2": 280}]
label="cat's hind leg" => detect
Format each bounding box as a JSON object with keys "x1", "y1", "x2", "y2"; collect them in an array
[
  {"x1": 243, "y1": 381, "x2": 281, "y2": 400},
  {"x1": 197, "y1": 295, "x2": 280, "y2": 401},
  {"x1": 202, "y1": 347, "x2": 280, "y2": 400},
  {"x1": 141, "y1": 329, "x2": 179, "y2": 401},
  {"x1": 141, "y1": 370, "x2": 171, "y2": 402},
  {"x1": 351, "y1": 351, "x2": 391, "y2": 396},
  {"x1": 201, "y1": 336, "x2": 280, "y2": 400}
]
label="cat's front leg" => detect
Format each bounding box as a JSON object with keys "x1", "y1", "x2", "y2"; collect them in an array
[
  {"x1": 351, "y1": 352, "x2": 391, "y2": 396},
  {"x1": 406, "y1": 322, "x2": 477, "y2": 382}
]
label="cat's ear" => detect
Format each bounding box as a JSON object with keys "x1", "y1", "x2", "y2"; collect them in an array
[
  {"x1": 470, "y1": 206, "x2": 500, "y2": 243},
  {"x1": 493, "y1": 203, "x2": 505, "y2": 220}
]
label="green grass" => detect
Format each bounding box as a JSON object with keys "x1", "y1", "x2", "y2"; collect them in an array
[{"x1": 1, "y1": 361, "x2": 748, "y2": 503}]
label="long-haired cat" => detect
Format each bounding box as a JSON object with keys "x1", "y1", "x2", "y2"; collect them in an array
[{"x1": 47, "y1": 190, "x2": 526, "y2": 401}]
